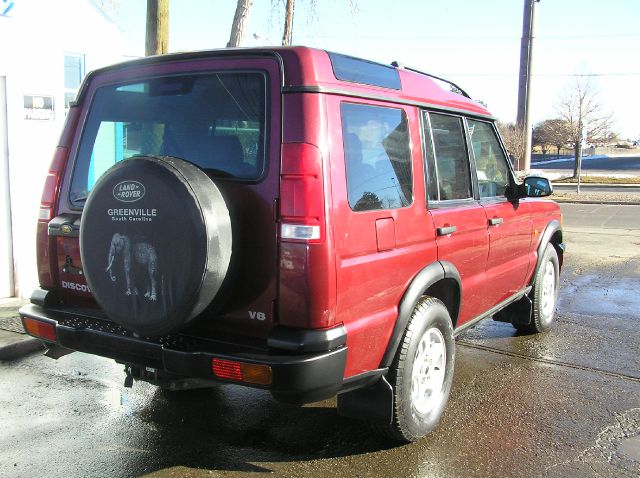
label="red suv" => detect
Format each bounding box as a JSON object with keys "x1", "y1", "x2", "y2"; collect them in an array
[{"x1": 21, "y1": 47, "x2": 563, "y2": 443}]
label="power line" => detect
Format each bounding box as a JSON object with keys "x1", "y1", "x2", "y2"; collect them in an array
[
  {"x1": 295, "y1": 33, "x2": 640, "y2": 40},
  {"x1": 440, "y1": 73, "x2": 640, "y2": 78}
]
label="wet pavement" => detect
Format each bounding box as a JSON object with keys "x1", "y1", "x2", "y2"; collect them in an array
[{"x1": 1, "y1": 203, "x2": 639, "y2": 477}]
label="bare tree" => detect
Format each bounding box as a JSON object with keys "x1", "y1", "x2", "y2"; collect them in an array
[
  {"x1": 146, "y1": 0, "x2": 169, "y2": 56},
  {"x1": 228, "y1": 0, "x2": 254, "y2": 47},
  {"x1": 91, "y1": 0, "x2": 123, "y2": 18},
  {"x1": 556, "y1": 76, "x2": 615, "y2": 178},
  {"x1": 497, "y1": 122, "x2": 527, "y2": 171},
  {"x1": 269, "y1": 0, "x2": 356, "y2": 46},
  {"x1": 533, "y1": 119, "x2": 572, "y2": 158},
  {"x1": 282, "y1": 0, "x2": 295, "y2": 45}
]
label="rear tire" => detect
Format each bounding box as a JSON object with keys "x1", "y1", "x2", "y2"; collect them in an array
[
  {"x1": 515, "y1": 244, "x2": 559, "y2": 334},
  {"x1": 378, "y1": 297, "x2": 455, "y2": 443}
]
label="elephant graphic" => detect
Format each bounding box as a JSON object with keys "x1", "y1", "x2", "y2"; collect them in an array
[{"x1": 105, "y1": 233, "x2": 159, "y2": 301}]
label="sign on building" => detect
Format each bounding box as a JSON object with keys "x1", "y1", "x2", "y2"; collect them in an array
[{"x1": 23, "y1": 95, "x2": 54, "y2": 121}]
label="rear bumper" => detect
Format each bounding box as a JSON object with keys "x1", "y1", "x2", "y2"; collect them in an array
[{"x1": 19, "y1": 302, "x2": 347, "y2": 403}]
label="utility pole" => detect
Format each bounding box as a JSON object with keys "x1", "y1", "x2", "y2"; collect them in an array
[
  {"x1": 146, "y1": 0, "x2": 170, "y2": 56},
  {"x1": 576, "y1": 122, "x2": 585, "y2": 193},
  {"x1": 282, "y1": 0, "x2": 295, "y2": 46},
  {"x1": 515, "y1": 0, "x2": 539, "y2": 171}
]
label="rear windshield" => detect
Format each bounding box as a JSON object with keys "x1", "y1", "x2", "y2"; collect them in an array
[{"x1": 70, "y1": 71, "x2": 267, "y2": 207}]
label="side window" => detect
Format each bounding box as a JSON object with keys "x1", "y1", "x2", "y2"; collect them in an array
[
  {"x1": 428, "y1": 113, "x2": 472, "y2": 201},
  {"x1": 341, "y1": 103, "x2": 412, "y2": 211},
  {"x1": 468, "y1": 119, "x2": 511, "y2": 198}
]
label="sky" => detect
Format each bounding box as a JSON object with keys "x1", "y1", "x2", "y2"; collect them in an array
[{"x1": 111, "y1": 0, "x2": 640, "y2": 139}]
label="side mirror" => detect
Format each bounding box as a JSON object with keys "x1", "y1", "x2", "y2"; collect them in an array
[{"x1": 522, "y1": 176, "x2": 553, "y2": 198}]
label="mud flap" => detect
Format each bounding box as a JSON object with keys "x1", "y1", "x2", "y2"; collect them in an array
[
  {"x1": 494, "y1": 294, "x2": 533, "y2": 327},
  {"x1": 43, "y1": 345, "x2": 75, "y2": 360},
  {"x1": 337, "y1": 376, "x2": 394, "y2": 424}
]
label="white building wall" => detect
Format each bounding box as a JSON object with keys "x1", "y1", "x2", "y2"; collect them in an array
[
  {"x1": 0, "y1": 0, "x2": 126, "y2": 297},
  {"x1": 0, "y1": 77, "x2": 13, "y2": 298}
]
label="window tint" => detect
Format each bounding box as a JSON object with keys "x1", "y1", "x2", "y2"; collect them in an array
[
  {"x1": 70, "y1": 72, "x2": 266, "y2": 206},
  {"x1": 341, "y1": 103, "x2": 412, "y2": 211},
  {"x1": 330, "y1": 53, "x2": 401, "y2": 90},
  {"x1": 468, "y1": 120, "x2": 511, "y2": 198},
  {"x1": 429, "y1": 113, "x2": 472, "y2": 201}
]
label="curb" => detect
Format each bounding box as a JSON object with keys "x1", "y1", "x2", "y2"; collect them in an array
[{"x1": 0, "y1": 335, "x2": 45, "y2": 361}]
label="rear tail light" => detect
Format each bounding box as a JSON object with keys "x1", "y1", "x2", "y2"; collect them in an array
[
  {"x1": 22, "y1": 317, "x2": 57, "y2": 342},
  {"x1": 37, "y1": 147, "x2": 70, "y2": 288},
  {"x1": 39, "y1": 146, "x2": 69, "y2": 222},
  {"x1": 211, "y1": 358, "x2": 272, "y2": 386},
  {"x1": 37, "y1": 107, "x2": 80, "y2": 289},
  {"x1": 280, "y1": 142, "x2": 325, "y2": 243},
  {"x1": 281, "y1": 224, "x2": 320, "y2": 241}
]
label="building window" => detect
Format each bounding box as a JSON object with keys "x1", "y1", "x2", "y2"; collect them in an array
[{"x1": 64, "y1": 53, "x2": 85, "y2": 110}]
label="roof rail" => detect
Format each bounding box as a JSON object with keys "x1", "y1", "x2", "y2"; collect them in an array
[{"x1": 391, "y1": 61, "x2": 471, "y2": 99}]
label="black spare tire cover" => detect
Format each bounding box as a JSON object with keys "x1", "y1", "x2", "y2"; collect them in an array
[{"x1": 80, "y1": 156, "x2": 232, "y2": 336}]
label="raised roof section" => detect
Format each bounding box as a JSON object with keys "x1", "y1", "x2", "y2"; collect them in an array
[
  {"x1": 79, "y1": 46, "x2": 491, "y2": 118},
  {"x1": 277, "y1": 47, "x2": 491, "y2": 118}
]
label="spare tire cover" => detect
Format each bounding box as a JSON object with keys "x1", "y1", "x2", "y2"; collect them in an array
[{"x1": 80, "y1": 156, "x2": 232, "y2": 336}]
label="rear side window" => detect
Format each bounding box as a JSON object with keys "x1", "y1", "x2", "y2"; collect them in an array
[
  {"x1": 341, "y1": 103, "x2": 412, "y2": 211},
  {"x1": 468, "y1": 119, "x2": 511, "y2": 198},
  {"x1": 70, "y1": 72, "x2": 267, "y2": 206},
  {"x1": 427, "y1": 113, "x2": 472, "y2": 201}
]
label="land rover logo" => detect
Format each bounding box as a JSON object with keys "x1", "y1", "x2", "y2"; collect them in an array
[{"x1": 113, "y1": 181, "x2": 145, "y2": 203}]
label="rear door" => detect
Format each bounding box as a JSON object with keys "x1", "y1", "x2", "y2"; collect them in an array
[
  {"x1": 329, "y1": 98, "x2": 438, "y2": 376},
  {"x1": 422, "y1": 111, "x2": 489, "y2": 325},
  {"x1": 54, "y1": 57, "x2": 282, "y2": 338},
  {"x1": 467, "y1": 119, "x2": 532, "y2": 307}
]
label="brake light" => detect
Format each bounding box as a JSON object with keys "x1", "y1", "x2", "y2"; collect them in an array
[
  {"x1": 211, "y1": 358, "x2": 272, "y2": 386},
  {"x1": 280, "y1": 142, "x2": 325, "y2": 243},
  {"x1": 39, "y1": 147, "x2": 68, "y2": 222},
  {"x1": 37, "y1": 107, "x2": 80, "y2": 289},
  {"x1": 22, "y1": 317, "x2": 57, "y2": 342},
  {"x1": 37, "y1": 147, "x2": 70, "y2": 288}
]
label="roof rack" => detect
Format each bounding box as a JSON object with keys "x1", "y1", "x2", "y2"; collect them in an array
[{"x1": 391, "y1": 61, "x2": 471, "y2": 99}]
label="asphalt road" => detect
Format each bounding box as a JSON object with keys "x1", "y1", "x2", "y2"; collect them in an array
[
  {"x1": 560, "y1": 202, "x2": 640, "y2": 229},
  {"x1": 1, "y1": 203, "x2": 639, "y2": 478}
]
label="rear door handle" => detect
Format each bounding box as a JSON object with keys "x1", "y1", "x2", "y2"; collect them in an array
[
  {"x1": 437, "y1": 226, "x2": 457, "y2": 236},
  {"x1": 48, "y1": 214, "x2": 81, "y2": 237},
  {"x1": 488, "y1": 217, "x2": 504, "y2": 226}
]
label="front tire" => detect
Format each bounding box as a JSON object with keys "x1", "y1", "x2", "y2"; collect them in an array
[
  {"x1": 516, "y1": 244, "x2": 559, "y2": 333},
  {"x1": 380, "y1": 297, "x2": 455, "y2": 443}
]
